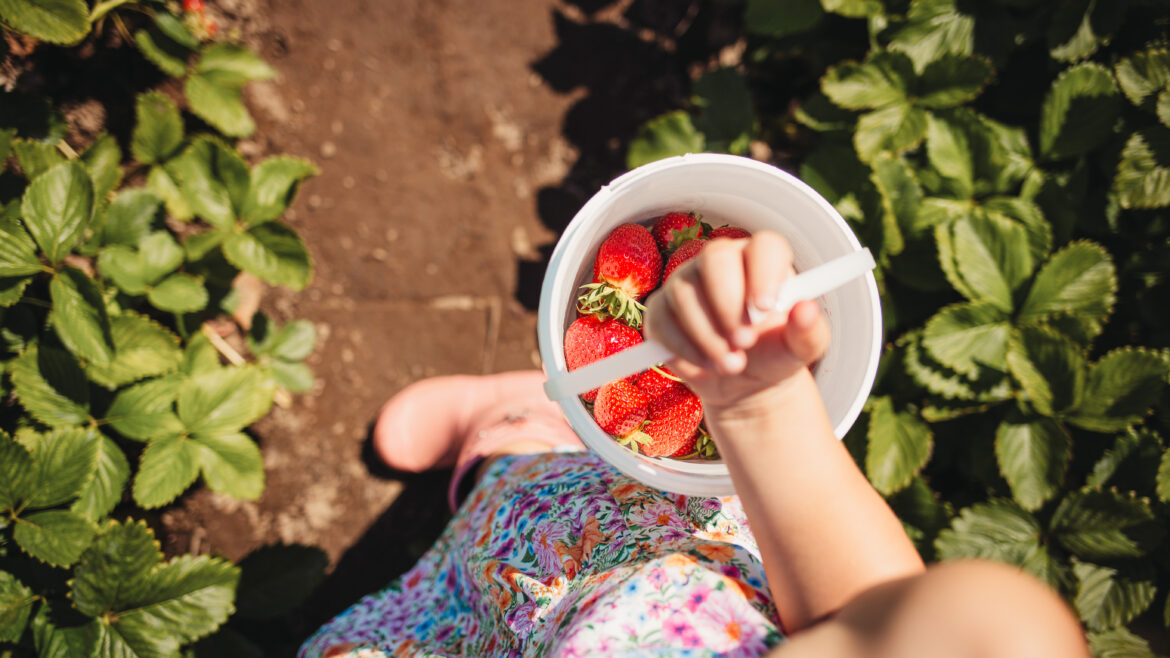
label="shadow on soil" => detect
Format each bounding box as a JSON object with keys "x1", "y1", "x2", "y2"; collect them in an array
[{"x1": 515, "y1": 0, "x2": 742, "y2": 311}]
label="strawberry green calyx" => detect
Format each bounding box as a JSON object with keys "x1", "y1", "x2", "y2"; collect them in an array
[
  {"x1": 617, "y1": 428, "x2": 653, "y2": 452},
  {"x1": 649, "y1": 365, "x2": 683, "y2": 382},
  {"x1": 577, "y1": 282, "x2": 647, "y2": 328}
]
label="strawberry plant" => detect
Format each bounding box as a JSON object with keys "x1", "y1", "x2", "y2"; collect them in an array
[
  {"x1": 632, "y1": 0, "x2": 1170, "y2": 651},
  {"x1": 1, "y1": 2, "x2": 325, "y2": 656}
]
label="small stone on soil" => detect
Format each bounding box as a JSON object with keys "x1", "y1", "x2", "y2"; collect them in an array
[{"x1": 320, "y1": 141, "x2": 337, "y2": 158}]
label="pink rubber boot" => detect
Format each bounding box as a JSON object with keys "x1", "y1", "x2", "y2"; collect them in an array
[{"x1": 372, "y1": 371, "x2": 583, "y2": 509}]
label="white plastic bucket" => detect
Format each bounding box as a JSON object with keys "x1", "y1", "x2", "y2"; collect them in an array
[{"x1": 537, "y1": 153, "x2": 882, "y2": 496}]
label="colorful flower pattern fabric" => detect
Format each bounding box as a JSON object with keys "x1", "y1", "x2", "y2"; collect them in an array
[{"x1": 300, "y1": 451, "x2": 785, "y2": 657}]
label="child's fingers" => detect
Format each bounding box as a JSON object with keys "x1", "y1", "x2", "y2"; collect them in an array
[
  {"x1": 663, "y1": 268, "x2": 746, "y2": 374},
  {"x1": 643, "y1": 291, "x2": 714, "y2": 371},
  {"x1": 784, "y1": 299, "x2": 831, "y2": 364},
  {"x1": 696, "y1": 239, "x2": 750, "y2": 350},
  {"x1": 744, "y1": 231, "x2": 793, "y2": 312}
]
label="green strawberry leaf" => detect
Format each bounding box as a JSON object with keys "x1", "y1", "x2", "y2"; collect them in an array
[
  {"x1": 104, "y1": 375, "x2": 183, "y2": 441},
  {"x1": 132, "y1": 434, "x2": 200, "y2": 508},
  {"x1": 81, "y1": 134, "x2": 122, "y2": 203},
  {"x1": 935, "y1": 499, "x2": 1061, "y2": 587},
  {"x1": 27, "y1": 427, "x2": 100, "y2": 510},
  {"x1": 627, "y1": 111, "x2": 705, "y2": 169},
  {"x1": 820, "y1": 0, "x2": 882, "y2": 18},
  {"x1": 71, "y1": 520, "x2": 158, "y2": 618},
  {"x1": 0, "y1": 570, "x2": 35, "y2": 643},
  {"x1": 11, "y1": 139, "x2": 65, "y2": 180},
  {"x1": 195, "y1": 43, "x2": 277, "y2": 86},
  {"x1": 0, "y1": 0, "x2": 89, "y2": 44},
  {"x1": 1047, "y1": 0, "x2": 1126, "y2": 63},
  {"x1": 1113, "y1": 126, "x2": 1170, "y2": 210},
  {"x1": 887, "y1": 0, "x2": 976, "y2": 73},
  {"x1": 1050, "y1": 488, "x2": 1160, "y2": 560},
  {"x1": 1018, "y1": 240, "x2": 1116, "y2": 331},
  {"x1": 692, "y1": 67, "x2": 753, "y2": 154},
  {"x1": 241, "y1": 156, "x2": 318, "y2": 227},
  {"x1": 97, "y1": 244, "x2": 148, "y2": 295},
  {"x1": 855, "y1": 104, "x2": 928, "y2": 163},
  {"x1": 223, "y1": 222, "x2": 312, "y2": 290},
  {"x1": 182, "y1": 333, "x2": 222, "y2": 376},
  {"x1": 234, "y1": 544, "x2": 328, "y2": 620},
  {"x1": 923, "y1": 112, "x2": 974, "y2": 199},
  {"x1": 866, "y1": 396, "x2": 932, "y2": 496},
  {"x1": 152, "y1": 10, "x2": 199, "y2": 50},
  {"x1": 48, "y1": 268, "x2": 115, "y2": 365},
  {"x1": 70, "y1": 434, "x2": 129, "y2": 522},
  {"x1": 0, "y1": 217, "x2": 44, "y2": 277},
  {"x1": 980, "y1": 197, "x2": 1052, "y2": 266},
  {"x1": 1086, "y1": 429, "x2": 1164, "y2": 490},
  {"x1": 1087, "y1": 627, "x2": 1155, "y2": 658},
  {"x1": 131, "y1": 91, "x2": 184, "y2": 165},
  {"x1": 1005, "y1": 326, "x2": 1086, "y2": 417},
  {"x1": 86, "y1": 312, "x2": 182, "y2": 390},
  {"x1": 183, "y1": 227, "x2": 230, "y2": 261},
  {"x1": 995, "y1": 410, "x2": 1071, "y2": 511},
  {"x1": 1073, "y1": 562, "x2": 1155, "y2": 632},
  {"x1": 869, "y1": 155, "x2": 920, "y2": 253},
  {"x1": 885, "y1": 477, "x2": 952, "y2": 559},
  {"x1": 902, "y1": 332, "x2": 1011, "y2": 402},
  {"x1": 1066, "y1": 347, "x2": 1169, "y2": 433},
  {"x1": 185, "y1": 73, "x2": 257, "y2": 139},
  {"x1": 269, "y1": 359, "x2": 314, "y2": 393},
  {"x1": 169, "y1": 138, "x2": 249, "y2": 230},
  {"x1": 74, "y1": 518, "x2": 240, "y2": 648},
  {"x1": 921, "y1": 301, "x2": 1011, "y2": 379},
  {"x1": 249, "y1": 316, "x2": 316, "y2": 361},
  {"x1": 20, "y1": 161, "x2": 93, "y2": 264},
  {"x1": 0, "y1": 432, "x2": 35, "y2": 512},
  {"x1": 193, "y1": 431, "x2": 264, "y2": 500},
  {"x1": 743, "y1": 0, "x2": 823, "y2": 38},
  {"x1": 822, "y1": 52, "x2": 915, "y2": 111},
  {"x1": 1115, "y1": 47, "x2": 1170, "y2": 108},
  {"x1": 944, "y1": 210, "x2": 1036, "y2": 310},
  {"x1": 114, "y1": 554, "x2": 239, "y2": 648},
  {"x1": 133, "y1": 12, "x2": 195, "y2": 78},
  {"x1": 9, "y1": 343, "x2": 91, "y2": 428},
  {"x1": 98, "y1": 188, "x2": 163, "y2": 247},
  {"x1": 916, "y1": 54, "x2": 993, "y2": 109},
  {"x1": 178, "y1": 365, "x2": 274, "y2": 435},
  {"x1": 146, "y1": 165, "x2": 193, "y2": 222},
  {"x1": 0, "y1": 274, "x2": 32, "y2": 308},
  {"x1": 148, "y1": 273, "x2": 209, "y2": 313},
  {"x1": 137, "y1": 231, "x2": 184, "y2": 283},
  {"x1": 13, "y1": 509, "x2": 96, "y2": 567},
  {"x1": 1039, "y1": 62, "x2": 1121, "y2": 162}
]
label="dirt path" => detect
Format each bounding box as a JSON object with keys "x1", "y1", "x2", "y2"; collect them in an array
[{"x1": 157, "y1": 0, "x2": 740, "y2": 645}]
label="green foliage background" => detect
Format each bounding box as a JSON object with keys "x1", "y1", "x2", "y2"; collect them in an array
[
  {"x1": 632, "y1": 0, "x2": 1170, "y2": 653},
  {"x1": 1, "y1": 1, "x2": 327, "y2": 656}
]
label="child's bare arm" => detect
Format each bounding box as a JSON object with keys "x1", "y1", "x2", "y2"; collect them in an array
[{"x1": 643, "y1": 231, "x2": 923, "y2": 633}]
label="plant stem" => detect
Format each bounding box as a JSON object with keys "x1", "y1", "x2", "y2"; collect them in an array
[
  {"x1": 56, "y1": 140, "x2": 79, "y2": 160},
  {"x1": 201, "y1": 323, "x2": 246, "y2": 366}
]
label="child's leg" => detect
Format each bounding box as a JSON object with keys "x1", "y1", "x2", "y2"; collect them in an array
[{"x1": 770, "y1": 560, "x2": 1088, "y2": 658}]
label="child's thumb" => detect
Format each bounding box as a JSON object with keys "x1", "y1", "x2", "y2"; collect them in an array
[{"x1": 786, "y1": 300, "x2": 830, "y2": 365}]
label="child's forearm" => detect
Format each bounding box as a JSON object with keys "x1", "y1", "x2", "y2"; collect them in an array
[{"x1": 706, "y1": 369, "x2": 924, "y2": 633}]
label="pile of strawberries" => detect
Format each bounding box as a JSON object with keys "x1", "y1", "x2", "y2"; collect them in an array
[{"x1": 563, "y1": 212, "x2": 751, "y2": 460}]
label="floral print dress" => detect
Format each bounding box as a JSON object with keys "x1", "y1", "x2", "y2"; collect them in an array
[{"x1": 300, "y1": 451, "x2": 785, "y2": 657}]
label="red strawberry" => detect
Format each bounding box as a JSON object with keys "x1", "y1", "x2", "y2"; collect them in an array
[
  {"x1": 663, "y1": 238, "x2": 705, "y2": 282},
  {"x1": 651, "y1": 212, "x2": 703, "y2": 252},
  {"x1": 564, "y1": 315, "x2": 643, "y2": 402},
  {"x1": 630, "y1": 386, "x2": 704, "y2": 457},
  {"x1": 593, "y1": 380, "x2": 651, "y2": 436},
  {"x1": 634, "y1": 366, "x2": 683, "y2": 399},
  {"x1": 182, "y1": 0, "x2": 204, "y2": 11},
  {"x1": 708, "y1": 225, "x2": 751, "y2": 240},
  {"x1": 577, "y1": 224, "x2": 662, "y2": 328}
]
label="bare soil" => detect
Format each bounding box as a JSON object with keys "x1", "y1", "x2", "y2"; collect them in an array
[{"x1": 153, "y1": 0, "x2": 742, "y2": 650}]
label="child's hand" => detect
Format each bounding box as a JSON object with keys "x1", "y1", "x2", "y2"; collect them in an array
[{"x1": 643, "y1": 231, "x2": 830, "y2": 414}]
